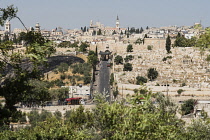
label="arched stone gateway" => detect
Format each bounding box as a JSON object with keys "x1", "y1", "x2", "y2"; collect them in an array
[{"x1": 99, "y1": 50, "x2": 112, "y2": 61}]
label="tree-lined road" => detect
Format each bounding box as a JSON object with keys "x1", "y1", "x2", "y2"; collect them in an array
[{"x1": 98, "y1": 61, "x2": 110, "y2": 101}]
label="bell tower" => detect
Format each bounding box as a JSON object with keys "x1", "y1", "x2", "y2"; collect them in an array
[
  {"x1": 35, "y1": 23, "x2": 40, "y2": 32},
  {"x1": 5, "y1": 20, "x2": 11, "y2": 34},
  {"x1": 116, "y1": 15, "x2": 120, "y2": 29}
]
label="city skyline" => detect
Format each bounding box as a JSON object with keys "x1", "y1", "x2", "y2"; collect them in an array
[{"x1": 1, "y1": 0, "x2": 210, "y2": 30}]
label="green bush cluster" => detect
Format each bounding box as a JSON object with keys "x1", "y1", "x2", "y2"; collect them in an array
[
  {"x1": 123, "y1": 63, "x2": 133, "y2": 71},
  {"x1": 70, "y1": 63, "x2": 91, "y2": 84},
  {"x1": 147, "y1": 45, "x2": 153, "y2": 50},
  {"x1": 57, "y1": 62, "x2": 69, "y2": 73},
  {"x1": 181, "y1": 99, "x2": 196, "y2": 115},
  {"x1": 136, "y1": 76, "x2": 147, "y2": 85},
  {"x1": 124, "y1": 55, "x2": 134, "y2": 62},
  {"x1": 114, "y1": 55, "x2": 123, "y2": 65},
  {"x1": 162, "y1": 56, "x2": 172, "y2": 61},
  {"x1": 28, "y1": 110, "x2": 53, "y2": 127},
  {"x1": 71, "y1": 62, "x2": 91, "y2": 75},
  {"x1": 1, "y1": 94, "x2": 210, "y2": 139},
  {"x1": 50, "y1": 79, "x2": 65, "y2": 87},
  {"x1": 57, "y1": 41, "x2": 79, "y2": 48}
]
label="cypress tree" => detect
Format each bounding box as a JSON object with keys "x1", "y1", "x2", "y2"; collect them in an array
[
  {"x1": 95, "y1": 46, "x2": 98, "y2": 56},
  {"x1": 84, "y1": 26, "x2": 86, "y2": 32},
  {"x1": 166, "y1": 35, "x2": 171, "y2": 53},
  {"x1": 140, "y1": 27, "x2": 144, "y2": 33}
]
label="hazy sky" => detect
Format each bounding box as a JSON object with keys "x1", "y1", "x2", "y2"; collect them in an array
[{"x1": 1, "y1": 0, "x2": 210, "y2": 30}]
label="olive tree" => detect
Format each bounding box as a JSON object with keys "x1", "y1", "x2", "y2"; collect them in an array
[{"x1": 147, "y1": 68, "x2": 158, "y2": 81}]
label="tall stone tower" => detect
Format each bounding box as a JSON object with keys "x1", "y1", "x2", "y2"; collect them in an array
[
  {"x1": 90, "y1": 20, "x2": 93, "y2": 27},
  {"x1": 35, "y1": 23, "x2": 40, "y2": 32},
  {"x1": 5, "y1": 20, "x2": 11, "y2": 33},
  {"x1": 116, "y1": 15, "x2": 120, "y2": 29}
]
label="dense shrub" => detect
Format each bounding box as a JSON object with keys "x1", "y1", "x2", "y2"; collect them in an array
[
  {"x1": 57, "y1": 62, "x2": 69, "y2": 73},
  {"x1": 124, "y1": 55, "x2": 134, "y2": 62},
  {"x1": 181, "y1": 99, "x2": 196, "y2": 115},
  {"x1": 147, "y1": 45, "x2": 153, "y2": 50},
  {"x1": 136, "y1": 76, "x2": 147, "y2": 85},
  {"x1": 71, "y1": 63, "x2": 91, "y2": 75},
  {"x1": 123, "y1": 63, "x2": 133, "y2": 71},
  {"x1": 51, "y1": 79, "x2": 65, "y2": 87},
  {"x1": 1, "y1": 94, "x2": 210, "y2": 139},
  {"x1": 147, "y1": 68, "x2": 158, "y2": 81},
  {"x1": 114, "y1": 55, "x2": 123, "y2": 65}
]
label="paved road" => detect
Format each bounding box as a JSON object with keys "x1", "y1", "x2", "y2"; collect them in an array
[{"x1": 98, "y1": 61, "x2": 110, "y2": 101}]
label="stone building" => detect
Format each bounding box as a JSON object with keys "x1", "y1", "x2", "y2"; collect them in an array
[{"x1": 88, "y1": 16, "x2": 126, "y2": 36}]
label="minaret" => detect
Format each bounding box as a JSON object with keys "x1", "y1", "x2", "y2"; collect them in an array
[
  {"x1": 35, "y1": 22, "x2": 40, "y2": 32},
  {"x1": 90, "y1": 20, "x2": 93, "y2": 27},
  {"x1": 5, "y1": 20, "x2": 11, "y2": 34},
  {"x1": 116, "y1": 15, "x2": 120, "y2": 29}
]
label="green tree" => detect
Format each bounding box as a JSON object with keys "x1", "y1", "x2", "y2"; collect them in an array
[
  {"x1": 87, "y1": 50, "x2": 98, "y2": 71},
  {"x1": 97, "y1": 29, "x2": 102, "y2": 35},
  {"x1": 57, "y1": 62, "x2": 69, "y2": 73},
  {"x1": 54, "y1": 110, "x2": 62, "y2": 120},
  {"x1": 83, "y1": 26, "x2": 86, "y2": 32},
  {"x1": 136, "y1": 76, "x2": 147, "y2": 85},
  {"x1": 174, "y1": 33, "x2": 196, "y2": 47},
  {"x1": 135, "y1": 38, "x2": 143, "y2": 45},
  {"x1": 1, "y1": 90, "x2": 208, "y2": 139},
  {"x1": 83, "y1": 74, "x2": 91, "y2": 84},
  {"x1": 49, "y1": 87, "x2": 69, "y2": 102},
  {"x1": 127, "y1": 33, "x2": 129, "y2": 38},
  {"x1": 196, "y1": 28, "x2": 210, "y2": 57},
  {"x1": 112, "y1": 30, "x2": 116, "y2": 35},
  {"x1": 92, "y1": 30, "x2": 96, "y2": 36},
  {"x1": 124, "y1": 55, "x2": 133, "y2": 62},
  {"x1": 177, "y1": 89, "x2": 184, "y2": 95},
  {"x1": 126, "y1": 44, "x2": 133, "y2": 52},
  {"x1": 181, "y1": 99, "x2": 196, "y2": 115},
  {"x1": 0, "y1": 5, "x2": 18, "y2": 26},
  {"x1": 123, "y1": 63, "x2": 133, "y2": 71},
  {"x1": 166, "y1": 35, "x2": 171, "y2": 53},
  {"x1": 185, "y1": 120, "x2": 210, "y2": 140},
  {"x1": 206, "y1": 55, "x2": 210, "y2": 64},
  {"x1": 95, "y1": 46, "x2": 98, "y2": 56},
  {"x1": 57, "y1": 41, "x2": 71, "y2": 48},
  {"x1": 147, "y1": 45, "x2": 153, "y2": 50},
  {"x1": 79, "y1": 42, "x2": 89, "y2": 52},
  {"x1": 114, "y1": 55, "x2": 123, "y2": 65},
  {"x1": 17, "y1": 32, "x2": 26, "y2": 44},
  {"x1": 110, "y1": 73, "x2": 114, "y2": 86},
  {"x1": 147, "y1": 68, "x2": 158, "y2": 81},
  {"x1": 140, "y1": 27, "x2": 144, "y2": 33},
  {"x1": 129, "y1": 27, "x2": 135, "y2": 34},
  {"x1": 120, "y1": 30, "x2": 123, "y2": 35},
  {"x1": 135, "y1": 28, "x2": 140, "y2": 34},
  {"x1": 113, "y1": 86, "x2": 119, "y2": 100},
  {"x1": 13, "y1": 33, "x2": 17, "y2": 47},
  {"x1": 0, "y1": 5, "x2": 55, "y2": 127}
]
